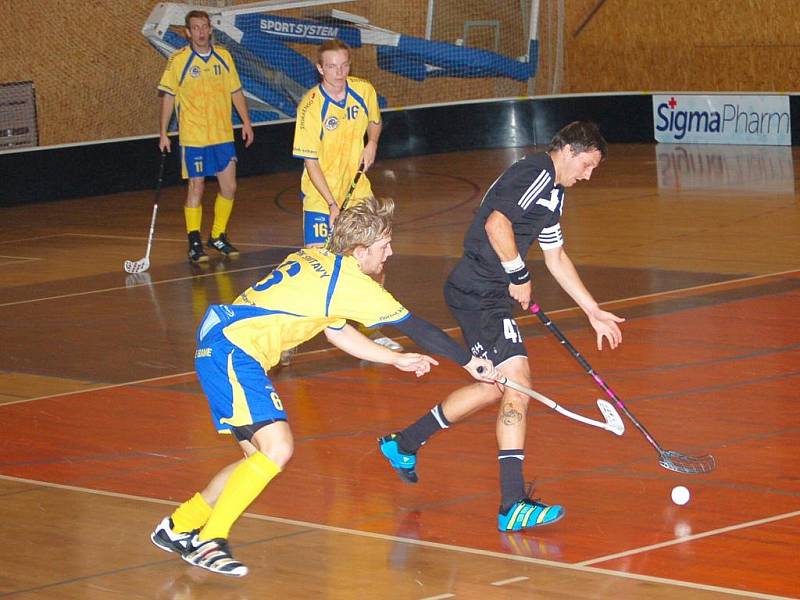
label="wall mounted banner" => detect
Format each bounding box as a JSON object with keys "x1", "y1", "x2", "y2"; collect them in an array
[{"x1": 653, "y1": 94, "x2": 791, "y2": 145}]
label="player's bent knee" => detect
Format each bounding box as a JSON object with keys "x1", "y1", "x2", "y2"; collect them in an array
[
  {"x1": 242, "y1": 420, "x2": 294, "y2": 467},
  {"x1": 261, "y1": 440, "x2": 293, "y2": 468},
  {"x1": 501, "y1": 390, "x2": 530, "y2": 412},
  {"x1": 220, "y1": 182, "x2": 236, "y2": 199}
]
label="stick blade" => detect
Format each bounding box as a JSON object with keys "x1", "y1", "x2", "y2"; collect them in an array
[
  {"x1": 596, "y1": 399, "x2": 624, "y2": 436},
  {"x1": 659, "y1": 450, "x2": 716, "y2": 474},
  {"x1": 124, "y1": 258, "x2": 150, "y2": 274}
]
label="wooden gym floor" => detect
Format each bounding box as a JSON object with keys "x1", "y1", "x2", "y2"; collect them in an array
[{"x1": 1, "y1": 143, "x2": 798, "y2": 599}]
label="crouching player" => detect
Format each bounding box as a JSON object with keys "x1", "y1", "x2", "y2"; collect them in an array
[{"x1": 149, "y1": 196, "x2": 497, "y2": 577}]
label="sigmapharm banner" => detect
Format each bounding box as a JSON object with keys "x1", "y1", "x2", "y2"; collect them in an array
[
  {"x1": 653, "y1": 94, "x2": 791, "y2": 145},
  {"x1": 655, "y1": 144, "x2": 795, "y2": 194}
]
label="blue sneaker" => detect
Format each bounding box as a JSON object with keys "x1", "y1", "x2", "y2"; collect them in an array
[
  {"x1": 498, "y1": 498, "x2": 565, "y2": 531},
  {"x1": 378, "y1": 434, "x2": 418, "y2": 484}
]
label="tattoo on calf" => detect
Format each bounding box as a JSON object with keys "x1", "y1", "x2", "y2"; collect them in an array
[{"x1": 501, "y1": 403, "x2": 523, "y2": 426}]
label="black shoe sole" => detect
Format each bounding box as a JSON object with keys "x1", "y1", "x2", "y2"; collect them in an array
[{"x1": 393, "y1": 467, "x2": 419, "y2": 484}]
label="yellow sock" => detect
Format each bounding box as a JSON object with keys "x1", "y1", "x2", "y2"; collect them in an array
[
  {"x1": 211, "y1": 194, "x2": 234, "y2": 238},
  {"x1": 171, "y1": 492, "x2": 212, "y2": 533},
  {"x1": 185, "y1": 206, "x2": 202, "y2": 233},
  {"x1": 199, "y1": 452, "x2": 280, "y2": 541}
]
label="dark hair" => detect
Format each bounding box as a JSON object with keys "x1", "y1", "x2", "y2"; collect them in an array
[
  {"x1": 185, "y1": 10, "x2": 211, "y2": 29},
  {"x1": 548, "y1": 121, "x2": 607, "y2": 159}
]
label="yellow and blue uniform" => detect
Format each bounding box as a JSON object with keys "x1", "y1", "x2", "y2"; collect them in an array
[
  {"x1": 195, "y1": 246, "x2": 408, "y2": 433},
  {"x1": 293, "y1": 77, "x2": 381, "y2": 243},
  {"x1": 158, "y1": 45, "x2": 242, "y2": 178}
]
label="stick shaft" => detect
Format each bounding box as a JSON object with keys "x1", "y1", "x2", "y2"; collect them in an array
[
  {"x1": 143, "y1": 153, "x2": 167, "y2": 260},
  {"x1": 499, "y1": 375, "x2": 617, "y2": 433},
  {"x1": 340, "y1": 167, "x2": 363, "y2": 212},
  {"x1": 325, "y1": 167, "x2": 363, "y2": 250},
  {"x1": 143, "y1": 204, "x2": 159, "y2": 259},
  {"x1": 529, "y1": 304, "x2": 665, "y2": 451}
]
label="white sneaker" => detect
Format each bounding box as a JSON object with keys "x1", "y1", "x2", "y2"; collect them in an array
[
  {"x1": 150, "y1": 517, "x2": 194, "y2": 556},
  {"x1": 183, "y1": 535, "x2": 248, "y2": 577},
  {"x1": 371, "y1": 335, "x2": 403, "y2": 352}
]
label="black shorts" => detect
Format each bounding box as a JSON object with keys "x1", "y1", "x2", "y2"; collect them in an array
[{"x1": 444, "y1": 279, "x2": 527, "y2": 366}]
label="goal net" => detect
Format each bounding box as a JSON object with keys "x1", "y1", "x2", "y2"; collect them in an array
[
  {"x1": 144, "y1": 0, "x2": 541, "y2": 125},
  {"x1": 1, "y1": 0, "x2": 563, "y2": 148}
]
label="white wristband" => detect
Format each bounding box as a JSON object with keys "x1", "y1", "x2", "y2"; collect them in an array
[{"x1": 501, "y1": 254, "x2": 525, "y2": 273}]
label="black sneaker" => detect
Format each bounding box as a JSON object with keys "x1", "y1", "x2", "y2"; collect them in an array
[
  {"x1": 188, "y1": 231, "x2": 208, "y2": 263},
  {"x1": 207, "y1": 233, "x2": 240, "y2": 257}
]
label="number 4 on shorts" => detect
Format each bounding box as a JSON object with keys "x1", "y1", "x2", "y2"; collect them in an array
[{"x1": 503, "y1": 318, "x2": 521, "y2": 343}]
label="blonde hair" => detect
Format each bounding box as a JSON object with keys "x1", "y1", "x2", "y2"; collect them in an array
[{"x1": 328, "y1": 196, "x2": 394, "y2": 255}]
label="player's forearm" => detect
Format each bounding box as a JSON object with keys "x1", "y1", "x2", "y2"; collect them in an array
[
  {"x1": 366, "y1": 120, "x2": 382, "y2": 146},
  {"x1": 325, "y1": 324, "x2": 401, "y2": 363},
  {"x1": 485, "y1": 211, "x2": 520, "y2": 262},
  {"x1": 393, "y1": 315, "x2": 471, "y2": 366},
  {"x1": 486, "y1": 210, "x2": 530, "y2": 285},
  {"x1": 304, "y1": 159, "x2": 337, "y2": 207},
  {"x1": 231, "y1": 91, "x2": 252, "y2": 127},
  {"x1": 159, "y1": 94, "x2": 175, "y2": 136},
  {"x1": 543, "y1": 247, "x2": 598, "y2": 314}
]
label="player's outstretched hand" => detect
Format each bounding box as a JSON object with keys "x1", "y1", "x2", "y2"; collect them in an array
[
  {"x1": 588, "y1": 308, "x2": 625, "y2": 350},
  {"x1": 393, "y1": 353, "x2": 439, "y2": 378},
  {"x1": 463, "y1": 356, "x2": 499, "y2": 382}
]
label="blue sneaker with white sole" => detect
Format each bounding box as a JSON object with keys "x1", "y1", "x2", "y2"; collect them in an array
[
  {"x1": 378, "y1": 434, "x2": 418, "y2": 484},
  {"x1": 498, "y1": 498, "x2": 565, "y2": 531}
]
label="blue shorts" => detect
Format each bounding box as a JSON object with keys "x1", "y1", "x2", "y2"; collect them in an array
[
  {"x1": 303, "y1": 208, "x2": 331, "y2": 246},
  {"x1": 181, "y1": 142, "x2": 237, "y2": 179},
  {"x1": 195, "y1": 307, "x2": 286, "y2": 434}
]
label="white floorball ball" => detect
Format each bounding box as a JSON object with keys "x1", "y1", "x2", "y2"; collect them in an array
[{"x1": 671, "y1": 485, "x2": 690, "y2": 505}]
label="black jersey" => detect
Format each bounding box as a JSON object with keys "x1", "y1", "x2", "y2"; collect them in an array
[{"x1": 448, "y1": 153, "x2": 565, "y2": 294}]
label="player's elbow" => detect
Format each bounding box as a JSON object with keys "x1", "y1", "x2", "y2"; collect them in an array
[{"x1": 484, "y1": 210, "x2": 510, "y2": 237}]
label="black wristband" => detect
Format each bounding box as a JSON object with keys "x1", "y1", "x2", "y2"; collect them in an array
[{"x1": 508, "y1": 267, "x2": 531, "y2": 285}]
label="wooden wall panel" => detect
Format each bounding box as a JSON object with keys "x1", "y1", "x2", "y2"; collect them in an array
[
  {"x1": 564, "y1": 0, "x2": 800, "y2": 92},
  {"x1": 3, "y1": 0, "x2": 798, "y2": 147}
]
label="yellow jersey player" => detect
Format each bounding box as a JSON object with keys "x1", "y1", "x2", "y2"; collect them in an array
[
  {"x1": 149, "y1": 197, "x2": 497, "y2": 577},
  {"x1": 293, "y1": 39, "x2": 380, "y2": 245},
  {"x1": 290, "y1": 39, "x2": 401, "y2": 359},
  {"x1": 158, "y1": 10, "x2": 254, "y2": 263}
]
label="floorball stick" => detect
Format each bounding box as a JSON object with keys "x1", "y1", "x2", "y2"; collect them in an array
[
  {"x1": 498, "y1": 374, "x2": 624, "y2": 435},
  {"x1": 530, "y1": 303, "x2": 716, "y2": 474},
  {"x1": 124, "y1": 152, "x2": 167, "y2": 274},
  {"x1": 325, "y1": 166, "x2": 364, "y2": 249},
  {"x1": 340, "y1": 165, "x2": 364, "y2": 213}
]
